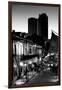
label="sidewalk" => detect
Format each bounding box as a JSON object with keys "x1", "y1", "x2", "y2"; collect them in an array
[{"x1": 13, "y1": 71, "x2": 38, "y2": 85}]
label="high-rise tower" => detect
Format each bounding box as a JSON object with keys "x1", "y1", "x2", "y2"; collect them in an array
[
  {"x1": 28, "y1": 18, "x2": 37, "y2": 35},
  {"x1": 37, "y1": 13, "x2": 48, "y2": 41}
]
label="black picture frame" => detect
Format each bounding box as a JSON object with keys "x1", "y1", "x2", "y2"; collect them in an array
[{"x1": 8, "y1": 1, "x2": 61, "y2": 88}]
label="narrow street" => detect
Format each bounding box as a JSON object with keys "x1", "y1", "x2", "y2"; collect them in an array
[{"x1": 24, "y1": 70, "x2": 59, "y2": 85}]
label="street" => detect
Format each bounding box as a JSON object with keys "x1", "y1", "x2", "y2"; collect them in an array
[{"x1": 24, "y1": 70, "x2": 59, "y2": 85}]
